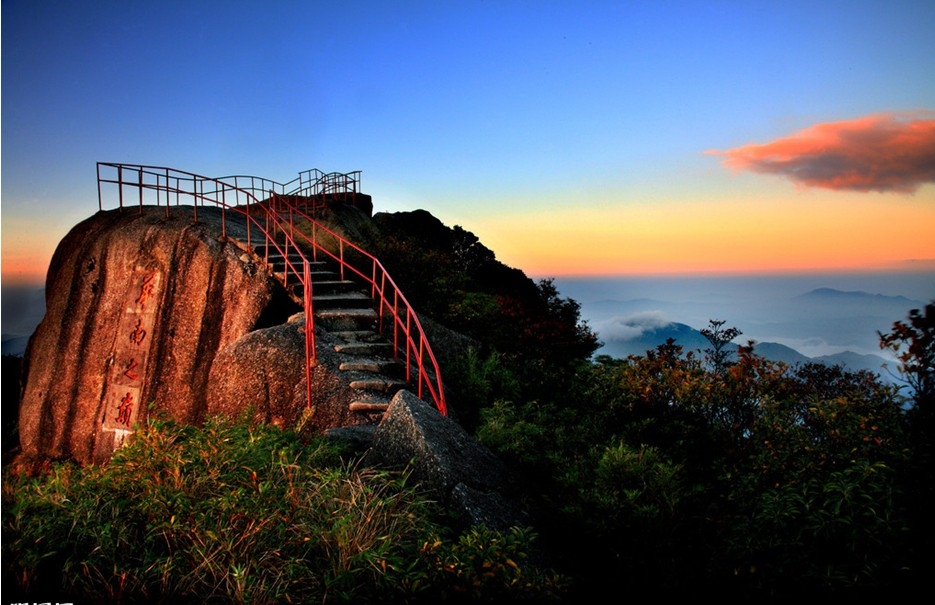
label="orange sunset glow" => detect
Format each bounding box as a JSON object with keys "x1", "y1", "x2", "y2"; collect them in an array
[{"x1": 471, "y1": 189, "x2": 935, "y2": 278}]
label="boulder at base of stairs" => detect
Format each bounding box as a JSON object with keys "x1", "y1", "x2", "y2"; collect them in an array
[{"x1": 366, "y1": 390, "x2": 530, "y2": 531}]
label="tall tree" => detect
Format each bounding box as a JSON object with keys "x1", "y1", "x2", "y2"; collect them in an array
[{"x1": 700, "y1": 319, "x2": 742, "y2": 376}]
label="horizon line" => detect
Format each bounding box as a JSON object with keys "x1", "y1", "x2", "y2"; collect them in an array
[
  {"x1": 532, "y1": 264, "x2": 935, "y2": 281},
  {"x1": 5, "y1": 263, "x2": 935, "y2": 289}
]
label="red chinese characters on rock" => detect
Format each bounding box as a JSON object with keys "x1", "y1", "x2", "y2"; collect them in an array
[
  {"x1": 135, "y1": 270, "x2": 157, "y2": 311},
  {"x1": 116, "y1": 391, "x2": 134, "y2": 426},
  {"x1": 123, "y1": 357, "x2": 139, "y2": 380},
  {"x1": 129, "y1": 318, "x2": 147, "y2": 346},
  {"x1": 101, "y1": 267, "x2": 161, "y2": 437}
]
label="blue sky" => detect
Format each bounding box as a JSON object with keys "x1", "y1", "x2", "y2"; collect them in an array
[{"x1": 3, "y1": 0, "x2": 934, "y2": 283}]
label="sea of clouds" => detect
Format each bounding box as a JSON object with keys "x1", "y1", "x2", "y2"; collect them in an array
[{"x1": 553, "y1": 271, "x2": 934, "y2": 363}]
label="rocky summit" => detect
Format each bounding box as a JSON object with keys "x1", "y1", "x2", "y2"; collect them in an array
[
  {"x1": 18, "y1": 206, "x2": 355, "y2": 468},
  {"x1": 13, "y1": 200, "x2": 528, "y2": 533}
]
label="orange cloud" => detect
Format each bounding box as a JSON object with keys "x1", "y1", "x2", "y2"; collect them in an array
[{"x1": 711, "y1": 112, "x2": 935, "y2": 193}]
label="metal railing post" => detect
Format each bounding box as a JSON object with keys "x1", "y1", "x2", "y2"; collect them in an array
[
  {"x1": 221, "y1": 187, "x2": 227, "y2": 239},
  {"x1": 312, "y1": 222, "x2": 318, "y2": 263},
  {"x1": 304, "y1": 258, "x2": 315, "y2": 409},
  {"x1": 164, "y1": 168, "x2": 171, "y2": 218},
  {"x1": 417, "y1": 336, "x2": 425, "y2": 400},
  {"x1": 97, "y1": 163, "x2": 103, "y2": 211},
  {"x1": 137, "y1": 167, "x2": 144, "y2": 214},
  {"x1": 405, "y1": 309, "x2": 412, "y2": 380},
  {"x1": 194, "y1": 179, "x2": 200, "y2": 223}
]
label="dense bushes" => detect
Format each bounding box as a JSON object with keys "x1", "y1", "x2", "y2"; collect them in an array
[
  {"x1": 470, "y1": 333, "x2": 924, "y2": 599},
  {"x1": 357, "y1": 210, "x2": 930, "y2": 597},
  {"x1": 2, "y1": 418, "x2": 567, "y2": 604}
]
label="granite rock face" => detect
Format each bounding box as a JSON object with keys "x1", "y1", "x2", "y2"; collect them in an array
[
  {"x1": 366, "y1": 390, "x2": 529, "y2": 531},
  {"x1": 206, "y1": 317, "x2": 364, "y2": 433},
  {"x1": 17, "y1": 207, "x2": 284, "y2": 467}
]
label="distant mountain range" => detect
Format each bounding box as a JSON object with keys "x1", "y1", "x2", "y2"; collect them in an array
[
  {"x1": 2, "y1": 285, "x2": 45, "y2": 357},
  {"x1": 2, "y1": 335, "x2": 32, "y2": 357},
  {"x1": 595, "y1": 318, "x2": 896, "y2": 380},
  {"x1": 586, "y1": 286, "x2": 928, "y2": 385},
  {"x1": 790, "y1": 288, "x2": 923, "y2": 321},
  {"x1": 795, "y1": 287, "x2": 918, "y2": 306}
]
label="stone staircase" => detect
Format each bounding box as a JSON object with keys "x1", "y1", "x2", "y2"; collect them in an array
[{"x1": 257, "y1": 245, "x2": 406, "y2": 415}]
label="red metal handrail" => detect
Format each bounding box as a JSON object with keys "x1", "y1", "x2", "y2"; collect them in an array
[
  {"x1": 96, "y1": 162, "x2": 447, "y2": 416},
  {"x1": 269, "y1": 192, "x2": 447, "y2": 415},
  {"x1": 293, "y1": 169, "x2": 361, "y2": 200}
]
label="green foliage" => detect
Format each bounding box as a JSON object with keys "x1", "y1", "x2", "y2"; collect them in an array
[
  {"x1": 476, "y1": 400, "x2": 564, "y2": 476},
  {"x1": 3, "y1": 417, "x2": 566, "y2": 604},
  {"x1": 878, "y1": 301, "x2": 935, "y2": 585},
  {"x1": 726, "y1": 459, "x2": 909, "y2": 596},
  {"x1": 475, "y1": 329, "x2": 918, "y2": 598},
  {"x1": 443, "y1": 347, "x2": 522, "y2": 432},
  {"x1": 581, "y1": 443, "x2": 684, "y2": 538},
  {"x1": 419, "y1": 526, "x2": 568, "y2": 603},
  {"x1": 465, "y1": 308, "x2": 929, "y2": 598}
]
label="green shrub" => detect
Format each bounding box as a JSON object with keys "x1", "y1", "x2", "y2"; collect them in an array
[
  {"x1": 3, "y1": 417, "x2": 566, "y2": 604},
  {"x1": 586, "y1": 443, "x2": 683, "y2": 531},
  {"x1": 419, "y1": 525, "x2": 568, "y2": 603}
]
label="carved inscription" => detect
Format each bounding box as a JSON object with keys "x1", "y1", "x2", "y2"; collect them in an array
[{"x1": 102, "y1": 266, "x2": 161, "y2": 435}]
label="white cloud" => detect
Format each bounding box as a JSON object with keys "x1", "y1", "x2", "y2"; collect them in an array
[{"x1": 598, "y1": 310, "x2": 671, "y2": 341}]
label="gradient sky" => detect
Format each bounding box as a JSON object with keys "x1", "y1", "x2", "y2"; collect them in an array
[{"x1": 3, "y1": 0, "x2": 934, "y2": 286}]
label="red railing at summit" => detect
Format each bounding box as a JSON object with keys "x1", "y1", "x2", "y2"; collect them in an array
[
  {"x1": 96, "y1": 162, "x2": 447, "y2": 416},
  {"x1": 268, "y1": 192, "x2": 447, "y2": 416}
]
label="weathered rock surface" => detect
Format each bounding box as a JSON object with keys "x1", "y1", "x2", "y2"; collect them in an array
[
  {"x1": 206, "y1": 316, "x2": 365, "y2": 432},
  {"x1": 365, "y1": 390, "x2": 529, "y2": 531},
  {"x1": 17, "y1": 206, "x2": 297, "y2": 468}
]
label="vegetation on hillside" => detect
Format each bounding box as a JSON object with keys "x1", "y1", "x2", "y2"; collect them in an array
[
  {"x1": 3, "y1": 417, "x2": 566, "y2": 603},
  {"x1": 3, "y1": 207, "x2": 931, "y2": 601},
  {"x1": 344, "y1": 211, "x2": 932, "y2": 599}
]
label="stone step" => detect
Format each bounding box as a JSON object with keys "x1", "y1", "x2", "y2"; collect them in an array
[
  {"x1": 333, "y1": 330, "x2": 385, "y2": 343},
  {"x1": 315, "y1": 307, "x2": 378, "y2": 331},
  {"x1": 316, "y1": 307, "x2": 378, "y2": 319},
  {"x1": 348, "y1": 402, "x2": 390, "y2": 413},
  {"x1": 339, "y1": 357, "x2": 404, "y2": 377},
  {"x1": 258, "y1": 249, "x2": 306, "y2": 259},
  {"x1": 312, "y1": 291, "x2": 372, "y2": 309},
  {"x1": 311, "y1": 280, "x2": 359, "y2": 295},
  {"x1": 260, "y1": 252, "x2": 311, "y2": 266},
  {"x1": 289, "y1": 277, "x2": 353, "y2": 298},
  {"x1": 309, "y1": 270, "x2": 341, "y2": 280},
  {"x1": 350, "y1": 376, "x2": 408, "y2": 393},
  {"x1": 334, "y1": 341, "x2": 394, "y2": 356}
]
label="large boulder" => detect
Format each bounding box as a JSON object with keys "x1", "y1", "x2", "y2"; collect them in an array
[
  {"x1": 365, "y1": 390, "x2": 529, "y2": 531},
  {"x1": 16, "y1": 206, "x2": 289, "y2": 468},
  {"x1": 206, "y1": 316, "x2": 366, "y2": 432}
]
